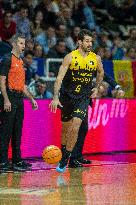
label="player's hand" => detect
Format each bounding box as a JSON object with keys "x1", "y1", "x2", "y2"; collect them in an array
[
  {"x1": 31, "y1": 99, "x2": 38, "y2": 110},
  {"x1": 116, "y1": 89, "x2": 125, "y2": 98},
  {"x1": 112, "y1": 89, "x2": 125, "y2": 98},
  {"x1": 49, "y1": 98, "x2": 63, "y2": 113},
  {"x1": 90, "y1": 88, "x2": 98, "y2": 98},
  {"x1": 4, "y1": 99, "x2": 11, "y2": 112}
]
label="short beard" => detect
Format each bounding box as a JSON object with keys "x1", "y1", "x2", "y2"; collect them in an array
[{"x1": 81, "y1": 45, "x2": 91, "y2": 53}]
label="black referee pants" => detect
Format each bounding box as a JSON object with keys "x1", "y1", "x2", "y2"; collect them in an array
[{"x1": 0, "y1": 91, "x2": 24, "y2": 163}]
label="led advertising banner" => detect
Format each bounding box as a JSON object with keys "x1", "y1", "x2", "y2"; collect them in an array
[{"x1": 8, "y1": 99, "x2": 136, "y2": 158}]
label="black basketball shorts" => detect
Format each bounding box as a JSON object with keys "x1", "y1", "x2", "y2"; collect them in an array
[{"x1": 59, "y1": 92, "x2": 90, "y2": 122}]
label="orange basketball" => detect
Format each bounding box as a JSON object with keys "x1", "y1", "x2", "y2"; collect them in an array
[{"x1": 42, "y1": 145, "x2": 62, "y2": 164}]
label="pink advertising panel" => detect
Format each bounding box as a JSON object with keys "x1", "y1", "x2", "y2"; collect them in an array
[{"x1": 8, "y1": 99, "x2": 136, "y2": 158}]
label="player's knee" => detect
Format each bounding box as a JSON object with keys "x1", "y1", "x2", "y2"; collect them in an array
[{"x1": 72, "y1": 117, "x2": 82, "y2": 128}]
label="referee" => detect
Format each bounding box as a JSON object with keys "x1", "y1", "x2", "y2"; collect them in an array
[{"x1": 0, "y1": 34, "x2": 38, "y2": 172}]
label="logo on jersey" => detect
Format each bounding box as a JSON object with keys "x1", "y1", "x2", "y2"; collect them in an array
[
  {"x1": 74, "y1": 109, "x2": 86, "y2": 117},
  {"x1": 89, "y1": 61, "x2": 94, "y2": 65},
  {"x1": 75, "y1": 62, "x2": 78, "y2": 66}
]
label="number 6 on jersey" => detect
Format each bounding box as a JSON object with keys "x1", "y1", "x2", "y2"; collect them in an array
[{"x1": 75, "y1": 85, "x2": 81, "y2": 93}]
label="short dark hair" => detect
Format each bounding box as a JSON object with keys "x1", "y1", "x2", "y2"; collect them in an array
[
  {"x1": 24, "y1": 50, "x2": 34, "y2": 57},
  {"x1": 36, "y1": 78, "x2": 46, "y2": 85},
  {"x1": 56, "y1": 39, "x2": 65, "y2": 45},
  {"x1": 55, "y1": 23, "x2": 66, "y2": 30},
  {"x1": 3, "y1": 10, "x2": 13, "y2": 17},
  {"x1": 11, "y1": 34, "x2": 25, "y2": 43},
  {"x1": 19, "y1": 5, "x2": 28, "y2": 11},
  {"x1": 78, "y1": 29, "x2": 92, "y2": 41}
]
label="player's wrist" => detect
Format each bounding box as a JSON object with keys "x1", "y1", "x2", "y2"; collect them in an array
[
  {"x1": 93, "y1": 87, "x2": 98, "y2": 91},
  {"x1": 115, "y1": 85, "x2": 121, "y2": 91},
  {"x1": 53, "y1": 95, "x2": 59, "y2": 100},
  {"x1": 96, "y1": 82, "x2": 101, "y2": 90},
  {"x1": 30, "y1": 97, "x2": 35, "y2": 102}
]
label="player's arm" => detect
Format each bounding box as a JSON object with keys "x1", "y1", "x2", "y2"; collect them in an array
[
  {"x1": 104, "y1": 72, "x2": 125, "y2": 98},
  {"x1": 49, "y1": 53, "x2": 72, "y2": 113},
  {"x1": 23, "y1": 85, "x2": 38, "y2": 110},
  {"x1": 96, "y1": 55, "x2": 104, "y2": 88},
  {"x1": 53, "y1": 53, "x2": 72, "y2": 99},
  {"x1": 91, "y1": 55, "x2": 104, "y2": 98}
]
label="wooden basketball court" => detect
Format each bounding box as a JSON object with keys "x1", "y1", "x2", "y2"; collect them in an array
[{"x1": 0, "y1": 153, "x2": 136, "y2": 205}]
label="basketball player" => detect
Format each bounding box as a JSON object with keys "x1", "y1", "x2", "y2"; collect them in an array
[
  {"x1": 69, "y1": 74, "x2": 125, "y2": 168},
  {"x1": 49, "y1": 29, "x2": 104, "y2": 173}
]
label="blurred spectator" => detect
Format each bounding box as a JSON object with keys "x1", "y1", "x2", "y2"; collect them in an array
[
  {"x1": 111, "y1": 36, "x2": 124, "y2": 60},
  {"x1": 73, "y1": 0, "x2": 100, "y2": 33},
  {"x1": 1, "y1": 0, "x2": 136, "y2": 68},
  {"x1": 61, "y1": 0, "x2": 74, "y2": 10},
  {"x1": 53, "y1": 0, "x2": 74, "y2": 12},
  {"x1": 46, "y1": 26, "x2": 57, "y2": 49},
  {"x1": 47, "y1": 39, "x2": 67, "y2": 76},
  {"x1": 99, "y1": 32, "x2": 113, "y2": 49},
  {"x1": 13, "y1": 5, "x2": 31, "y2": 38},
  {"x1": 107, "y1": 1, "x2": 125, "y2": 23},
  {"x1": 0, "y1": 10, "x2": 16, "y2": 42},
  {"x1": 30, "y1": 10, "x2": 44, "y2": 38},
  {"x1": 95, "y1": 47, "x2": 106, "y2": 60},
  {"x1": 21, "y1": 0, "x2": 37, "y2": 20},
  {"x1": 123, "y1": 47, "x2": 136, "y2": 60},
  {"x1": 34, "y1": 26, "x2": 56, "y2": 55},
  {"x1": 29, "y1": 78, "x2": 53, "y2": 99},
  {"x1": 113, "y1": 0, "x2": 126, "y2": 8},
  {"x1": 0, "y1": 0, "x2": 12, "y2": 12},
  {"x1": 23, "y1": 50, "x2": 36, "y2": 85},
  {"x1": 120, "y1": 0, "x2": 136, "y2": 23},
  {"x1": 47, "y1": 39, "x2": 67, "y2": 59},
  {"x1": 92, "y1": 30, "x2": 99, "y2": 50},
  {"x1": 83, "y1": 0, "x2": 100, "y2": 33},
  {"x1": 51, "y1": 0, "x2": 60, "y2": 14},
  {"x1": 33, "y1": 43, "x2": 45, "y2": 58},
  {"x1": 25, "y1": 38, "x2": 34, "y2": 52},
  {"x1": 56, "y1": 7, "x2": 75, "y2": 30},
  {"x1": 108, "y1": 0, "x2": 136, "y2": 24},
  {"x1": 125, "y1": 28, "x2": 136, "y2": 50},
  {"x1": 31, "y1": 44, "x2": 45, "y2": 79},
  {"x1": 73, "y1": 0, "x2": 87, "y2": 28},
  {"x1": 56, "y1": 24, "x2": 75, "y2": 51},
  {"x1": 35, "y1": 0, "x2": 57, "y2": 27},
  {"x1": 0, "y1": 41, "x2": 12, "y2": 56},
  {"x1": 104, "y1": 48, "x2": 112, "y2": 60},
  {"x1": 71, "y1": 26, "x2": 81, "y2": 49},
  {"x1": 0, "y1": 0, "x2": 3, "y2": 19}
]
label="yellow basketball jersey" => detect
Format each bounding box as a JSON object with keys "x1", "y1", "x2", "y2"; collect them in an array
[
  {"x1": 62, "y1": 49, "x2": 98, "y2": 98},
  {"x1": 69, "y1": 49, "x2": 97, "y2": 72}
]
